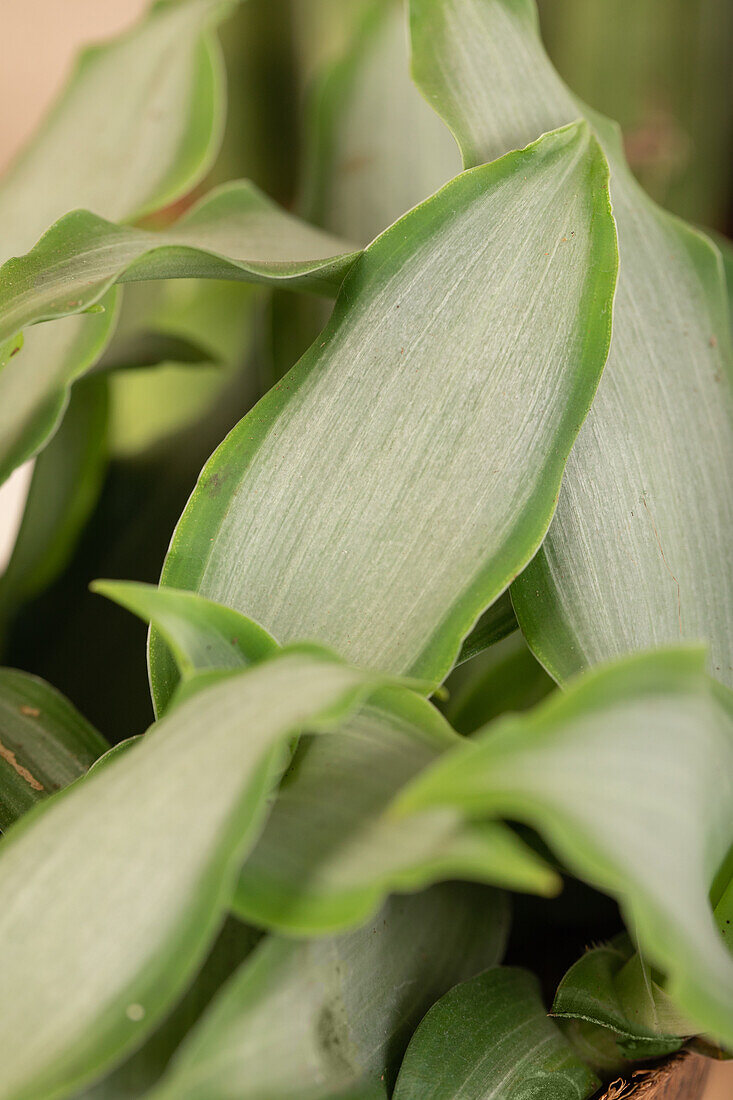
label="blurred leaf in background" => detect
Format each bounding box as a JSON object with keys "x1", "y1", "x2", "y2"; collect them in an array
[{"x1": 537, "y1": 0, "x2": 733, "y2": 230}]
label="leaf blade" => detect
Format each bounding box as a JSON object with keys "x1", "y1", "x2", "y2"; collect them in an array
[
  {"x1": 409, "y1": 0, "x2": 733, "y2": 687},
  {"x1": 91, "y1": 580, "x2": 278, "y2": 714},
  {"x1": 152, "y1": 121, "x2": 617, "y2": 704},
  {"x1": 0, "y1": 0, "x2": 241, "y2": 483},
  {"x1": 0, "y1": 649, "x2": 392, "y2": 1100},
  {"x1": 393, "y1": 967, "x2": 599, "y2": 1100},
  {"x1": 0, "y1": 668, "x2": 107, "y2": 831},
  {"x1": 397, "y1": 647, "x2": 733, "y2": 1045},
  {"x1": 148, "y1": 885, "x2": 510, "y2": 1100},
  {"x1": 0, "y1": 182, "x2": 360, "y2": 349},
  {"x1": 234, "y1": 687, "x2": 558, "y2": 935}
]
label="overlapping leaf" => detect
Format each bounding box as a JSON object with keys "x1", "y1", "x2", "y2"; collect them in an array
[
  {"x1": 444, "y1": 631, "x2": 555, "y2": 735},
  {"x1": 93, "y1": 581, "x2": 277, "y2": 714},
  {"x1": 95, "y1": 579, "x2": 555, "y2": 922},
  {"x1": 553, "y1": 937, "x2": 688, "y2": 1058},
  {"x1": 393, "y1": 967, "x2": 599, "y2": 1100},
  {"x1": 455, "y1": 591, "x2": 518, "y2": 666},
  {"x1": 305, "y1": 0, "x2": 461, "y2": 245},
  {"x1": 152, "y1": 121, "x2": 617, "y2": 705},
  {"x1": 0, "y1": 181, "x2": 360, "y2": 350},
  {"x1": 0, "y1": 0, "x2": 240, "y2": 483},
  {"x1": 410, "y1": 0, "x2": 733, "y2": 687},
  {"x1": 147, "y1": 885, "x2": 509, "y2": 1100},
  {"x1": 0, "y1": 649, "x2": 396, "y2": 1100},
  {"x1": 234, "y1": 687, "x2": 558, "y2": 935},
  {"x1": 76, "y1": 920, "x2": 262, "y2": 1100},
  {"x1": 397, "y1": 647, "x2": 733, "y2": 1046},
  {"x1": 0, "y1": 378, "x2": 108, "y2": 636},
  {"x1": 0, "y1": 667, "x2": 107, "y2": 831}
]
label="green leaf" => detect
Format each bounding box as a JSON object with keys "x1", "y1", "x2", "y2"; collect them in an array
[
  {"x1": 0, "y1": 648, "x2": 394, "y2": 1100},
  {"x1": 151, "y1": 121, "x2": 617, "y2": 706},
  {"x1": 147, "y1": 884, "x2": 509, "y2": 1100},
  {"x1": 105, "y1": 280, "x2": 258, "y2": 457},
  {"x1": 409, "y1": 0, "x2": 733, "y2": 688},
  {"x1": 0, "y1": 0, "x2": 238, "y2": 484},
  {"x1": 552, "y1": 937, "x2": 687, "y2": 1058},
  {"x1": 0, "y1": 668, "x2": 107, "y2": 832},
  {"x1": 305, "y1": 0, "x2": 462, "y2": 245},
  {"x1": 0, "y1": 182, "x2": 360, "y2": 349},
  {"x1": 0, "y1": 293, "x2": 118, "y2": 487},
  {"x1": 76, "y1": 919, "x2": 261, "y2": 1100},
  {"x1": 397, "y1": 647, "x2": 733, "y2": 1046},
  {"x1": 92, "y1": 581, "x2": 277, "y2": 713},
  {"x1": 712, "y1": 231, "x2": 733, "y2": 334},
  {"x1": 393, "y1": 967, "x2": 600, "y2": 1100},
  {"x1": 96, "y1": 583, "x2": 555, "y2": 927},
  {"x1": 86, "y1": 737, "x2": 142, "y2": 779},
  {"x1": 95, "y1": 331, "x2": 217, "y2": 373},
  {"x1": 234, "y1": 686, "x2": 558, "y2": 935},
  {"x1": 0, "y1": 377, "x2": 109, "y2": 636},
  {"x1": 0, "y1": 333, "x2": 23, "y2": 369},
  {"x1": 265, "y1": 0, "x2": 461, "y2": 393},
  {"x1": 454, "y1": 591, "x2": 518, "y2": 666},
  {"x1": 444, "y1": 632, "x2": 556, "y2": 735}
]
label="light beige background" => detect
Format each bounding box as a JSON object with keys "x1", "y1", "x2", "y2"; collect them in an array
[
  {"x1": 0, "y1": 1, "x2": 148, "y2": 567},
  {"x1": 0, "y1": 6, "x2": 732, "y2": 1097},
  {"x1": 0, "y1": 0, "x2": 149, "y2": 173}
]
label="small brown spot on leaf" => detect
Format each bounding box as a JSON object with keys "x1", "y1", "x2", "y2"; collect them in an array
[
  {"x1": 0, "y1": 739, "x2": 44, "y2": 791},
  {"x1": 20, "y1": 705, "x2": 40, "y2": 717}
]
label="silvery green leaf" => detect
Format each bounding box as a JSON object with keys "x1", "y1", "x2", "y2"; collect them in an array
[
  {"x1": 148, "y1": 884, "x2": 509, "y2": 1100},
  {"x1": 0, "y1": 0, "x2": 240, "y2": 483},
  {"x1": 0, "y1": 378, "x2": 108, "y2": 635},
  {"x1": 409, "y1": 0, "x2": 733, "y2": 688},
  {"x1": 397, "y1": 647, "x2": 733, "y2": 1045},
  {"x1": 0, "y1": 649, "x2": 394, "y2": 1100},
  {"x1": 305, "y1": 0, "x2": 462, "y2": 245},
  {"x1": 152, "y1": 121, "x2": 617, "y2": 704},
  {"x1": 0, "y1": 182, "x2": 360, "y2": 349},
  {"x1": 444, "y1": 631, "x2": 556, "y2": 735},
  {"x1": 92, "y1": 580, "x2": 277, "y2": 714},
  {"x1": 234, "y1": 687, "x2": 558, "y2": 935},
  {"x1": 553, "y1": 937, "x2": 687, "y2": 1058}
]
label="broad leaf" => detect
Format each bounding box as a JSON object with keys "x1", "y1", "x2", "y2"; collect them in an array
[
  {"x1": 147, "y1": 884, "x2": 509, "y2": 1100},
  {"x1": 305, "y1": 0, "x2": 461, "y2": 245},
  {"x1": 0, "y1": 378, "x2": 108, "y2": 636},
  {"x1": 0, "y1": 182, "x2": 360, "y2": 349},
  {"x1": 152, "y1": 121, "x2": 617, "y2": 707},
  {"x1": 553, "y1": 937, "x2": 687, "y2": 1058},
  {"x1": 0, "y1": 667, "x2": 108, "y2": 832},
  {"x1": 0, "y1": 649, "x2": 394, "y2": 1100},
  {"x1": 92, "y1": 580, "x2": 277, "y2": 713},
  {"x1": 393, "y1": 967, "x2": 599, "y2": 1100},
  {"x1": 76, "y1": 919, "x2": 261, "y2": 1100},
  {"x1": 0, "y1": 0, "x2": 239, "y2": 483},
  {"x1": 397, "y1": 647, "x2": 733, "y2": 1046},
  {"x1": 410, "y1": 0, "x2": 733, "y2": 687},
  {"x1": 234, "y1": 687, "x2": 558, "y2": 935}
]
